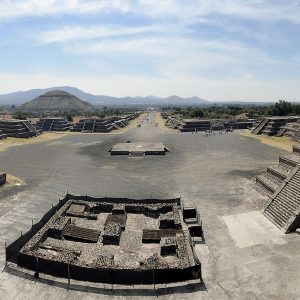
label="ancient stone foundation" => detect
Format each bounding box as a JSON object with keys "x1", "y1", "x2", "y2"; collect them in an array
[
  {"x1": 36, "y1": 118, "x2": 70, "y2": 132},
  {"x1": 0, "y1": 119, "x2": 40, "y2": 138},
  {"x1": 6, "y1": 194, "x2": 202, "y2": 285}
]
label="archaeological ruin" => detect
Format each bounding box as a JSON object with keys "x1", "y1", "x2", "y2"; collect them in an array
[
  {"x1": 161, "y1": 112, "x2": 254, "y2": 131},
  {"x1": 70, "y1": 113, "x2": 140, "y2": 133},
  {"x1": 36, "y1": 118, "x2": 70, "y2": 132},
  {"x1": 19, "y1": 90, "x2": 94, "y2": 113},
  {"x1": 276, "y1": 119, "x2": 300, "y2": 142},
  {"x1": 71, "y1": 118, "x2": 113, "y2": 133},
  {"x1": 6, "y1": 194, "x2": 202, "y2": 285},
  {"x1": 0, "y1": 119, "x2": 41, "y2": 138},
  {"x1": 178, "y1": 119, "x2": 211, "y2": 132},
  {"x1": 109, "y1": 142, "x2": 170, "y2": 156},
  {"x1": 251, "y1": 116, "x2": 299, "y2": 136},
  {"x1": 256, "y1": 145, "x2": 300, "y2": 232}
]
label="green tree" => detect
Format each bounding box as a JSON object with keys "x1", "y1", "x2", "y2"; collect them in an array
[
  {"x1": 190, "y1": 108, "x2": 204, "y2": 118},
  {"x1": 13, "y1": 111, "x2": 27, "y2": 120}
]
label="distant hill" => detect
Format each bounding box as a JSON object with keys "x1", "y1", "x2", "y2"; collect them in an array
[
  {"x1": 19, "y1": 90, "x2": 94, "y2": 112},
  {"x1": 0, "y1": 86, "x2": 210, "y2": 106}
]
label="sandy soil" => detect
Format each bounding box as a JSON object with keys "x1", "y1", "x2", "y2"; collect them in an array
[
  {"x1": 155, "y1": 112, "x2": 177, "y2": 133},
  {"x1": 0, "y1": 114, "x2": 13, "y2": 120},
  {"x1": 240, "y1": 131, "x2": 295, "y2": 152},
  {"x1": 0, "y1": 132, "x2": 72, "y2": 153},
  {"x1": 1, "y1": 174, "x2": 25, "y2": 189}
]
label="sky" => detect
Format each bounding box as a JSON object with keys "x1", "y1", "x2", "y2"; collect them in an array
[{"x1": 0, "y1": 0, "x2": 300, "y2": 101}]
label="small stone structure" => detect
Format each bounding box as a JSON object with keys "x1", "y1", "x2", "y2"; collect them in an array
[
  {"x1": 36, "y1": 118, "x2": 70, "y2": 132},
  {"x1": 0, "y1": 119, "x2": 40, "y2": 138},
  {"x1": 110, "y1": 142, "x2": 170, "y2": 156},
  {"x1": 6, "y1": 194, "x2": 202, "y2": 285},
  {"x1": 0, "y1": 172, "x2": 6, "y2": 186},
  {"x1": 224, "y1": 120, "x2": 253, "y2": 130},
  {"x1": 71, "y1": 118, "x2": 113, "y2": 133},
  {"x1": 178, "y1": 119, "x2": 211, "y2": 132}
]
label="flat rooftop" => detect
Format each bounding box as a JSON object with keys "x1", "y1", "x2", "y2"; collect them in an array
[{"x1": 110, "y1": 142, "x2": 170, "y2": 155}]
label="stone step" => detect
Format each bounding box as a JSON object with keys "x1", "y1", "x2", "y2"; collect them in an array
[
  {"x1": 264, "y1": 207, "x2": 288, "y2": 226},
  {"x1": 267, "y1": 165, "x2": 291, "y2": 180}
]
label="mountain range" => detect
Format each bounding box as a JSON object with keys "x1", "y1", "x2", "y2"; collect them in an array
[{"x1": 0, "y1": 86, "x2": 210, "y2": 106}]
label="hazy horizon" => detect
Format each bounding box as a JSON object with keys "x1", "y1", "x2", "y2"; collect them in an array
[{"x1": 1, "y1": 1, "x2": 300, "y2": 102}]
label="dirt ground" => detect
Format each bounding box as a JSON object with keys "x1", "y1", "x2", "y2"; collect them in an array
[
  {"x1": 0, "y1": 132, "x2": 70, "y2": 153},
  {"x1": 155, "y1": 112, "x2": 177, "y2": 133},
  {"x1": 239, "y1": 131, "x2": 295, "y2": 152}
]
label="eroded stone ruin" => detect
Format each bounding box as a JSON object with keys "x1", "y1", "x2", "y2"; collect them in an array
[
  {"x1": 0, "y1": 119, "x2": 40, "y2": 138},
  {"x1": 71, "y1": 113, "x2": 140, "y2": 133},
  {"x1": 36, "y1": 118, "x2": 70, "y2": 132},
  {"x1": 71, "y1": 119, "x2": 113, "y2": 133},
  {"x1": 179, "y1": 119, "x2": 211, "y2": 132},
  {"x1": 6, "y1": 194, "x2": 202, "y2": 285},
  {"x1": 251, "y1": 116, "x2": 298, "y2": 136},
  {"x1": 277, "y1": 119, "x2": 300, "y2": 142}
]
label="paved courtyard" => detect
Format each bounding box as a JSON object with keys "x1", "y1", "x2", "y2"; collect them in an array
[{"x1": 0, "y1": 112, "x2": 299, "y2": 299}]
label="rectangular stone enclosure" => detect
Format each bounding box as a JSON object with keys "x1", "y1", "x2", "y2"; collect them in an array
[{"x1": 6, "y1": 194, "x2": 202, "y2": 285}]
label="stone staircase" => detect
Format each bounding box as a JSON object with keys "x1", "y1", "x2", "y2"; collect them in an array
[
  {"x1": 82, "y1": 120, "x2": 95, "y2": 133},
  {"x1": 256, "y1": 145, "x2": 300, "y2": 197},
  {"x1": 263, "y1": 167, "x2": 300, "y2": 232},
  {"x1": 22, "y1": 121, "x2": 40, "y2": 136},
  {"x1": 276, "y1": 127, "x2": 286, "y2": 137},
  {"x1": 252, "y1": 118, "x2": 269, "y2": 134},
  {"x1": 42, "y1": 119, "x2": 54, "y2": 131}
]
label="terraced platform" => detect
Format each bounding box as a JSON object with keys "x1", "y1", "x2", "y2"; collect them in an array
[
  {"x1": 0, "y1": 119, "x2": 40, "y2": 138},
  {"x1": 256, "y1": 145, "x2": 300, "y2": 232},
  {"x1": 256, "y1": 145, "x2": 300, "y2": 197}
]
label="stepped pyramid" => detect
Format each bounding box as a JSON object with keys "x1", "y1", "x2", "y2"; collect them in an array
[
  {"x1": 19, "y1": 90, "x2": 94, "y2": 112},
  {"x1": 251, "y1": 117, "x2": 296, "y2": 136},
  {"x1": 277, "y1": 119, "x2": 300, "y2": 142},
  {"x1": 256, "y1": 145, "x2": 300, "y2": 232},
  {"x1": 0, "y1": 119, "x2": 40, "y2": 138}
]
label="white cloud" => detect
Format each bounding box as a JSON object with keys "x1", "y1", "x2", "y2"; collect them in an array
[
  {"x1": 0, "y1": 0, "x2": 128, "y2": 20},
  {"x1": 37, "y1": 25, "x2": 163, "y2": 44},
  {"x1": 1, "y1": 0, "x2": 300, "y2": 24},
  {"x1": 61, "y1": 34, "x2": 285, "y2": 78}
]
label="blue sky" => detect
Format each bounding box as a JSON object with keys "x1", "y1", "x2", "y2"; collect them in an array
[{"x1": 0, "y1": 0, "x2": 300, "y2": 101}]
